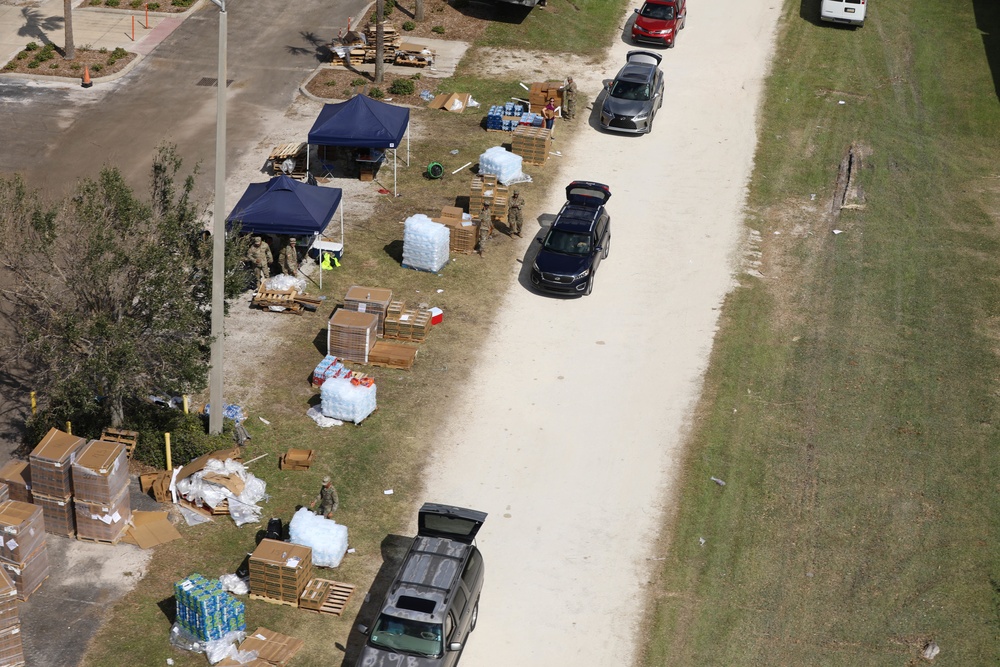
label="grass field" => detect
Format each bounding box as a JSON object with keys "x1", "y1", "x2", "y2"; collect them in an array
[{"x1": 642, "y1": 0, "x2": 1000, "y2": 664}]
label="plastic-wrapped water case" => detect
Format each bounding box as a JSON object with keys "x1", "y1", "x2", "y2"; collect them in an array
[
  {"x1": 288, "y1": 507, "x2": 349, "y2": 568},
  {"x1": 320, "y1": 377, "x2": 377, "y2": 424},
  {"x1": 173, "y1": 574, "x2": 246, "y2": 642},
  {"x1": 478, "y1": 146, "x2": 526, "y2": 185},
  {"x1": 402, "y1": 214, "x2": 450, "y2": 273}
]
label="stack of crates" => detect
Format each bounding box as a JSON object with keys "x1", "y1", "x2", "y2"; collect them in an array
[
  {"x1": 174, "y1": 573, "x2": 246, "y2": 641},
  {"x1": 0, "y1": 500, "x2": 50, "y2": 601},
  {"x1": 29, "y1": 429, "x2": 87, "y2": 537},
  {"x1": 511, "y1": 125, "x2": 553, "y2": 166},
  {"x1": 0, "y1": 569, "x2": 23, "y2": 666},
  {"x1": 469, "y1": 174, "x2": 509, "y2": 223},
  {"x1": 72, "y1": 440, "x2": 131, "y2": 544},
  {"x1": 249, "y1": 539, "x2": 313, "y2": 607}
]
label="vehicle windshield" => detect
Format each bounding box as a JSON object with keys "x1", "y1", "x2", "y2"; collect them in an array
[
  {"x1": 608, "y1": 79, "x2": 650, "y2": 101},
  {"x1": 369, "y1": 614, "x2": 443, "y2": 657},
  {"x1": 640, "y1": 3, "x2": 675, "y2": 20},
  {"x1": 544, "y1": 229, "x2": 592, "y2": 256}
]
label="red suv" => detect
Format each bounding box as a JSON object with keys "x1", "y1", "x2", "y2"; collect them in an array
[{"x1": 631, "y1": 0, "x2": 686, "y2": 48}]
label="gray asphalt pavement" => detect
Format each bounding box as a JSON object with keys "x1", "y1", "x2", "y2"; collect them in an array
[{"x1": 0, "y1": 0, "x2": 369, "y2": 664}]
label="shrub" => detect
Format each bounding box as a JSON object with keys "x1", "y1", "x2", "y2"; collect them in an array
[
  {"x1": 3, "y1": 62, "x2": 16, "y2": 71},
  {"x1": 49, "y1": 63, "x2": 59, "y2": 69},
  {"x1": 90, "y1": 0, "x2": 102, "y2": 5},
  {"x1": 130, "y1": 0, "x2": 142, "y2": 7},
  {"x1": 351, "y1": 77, "x2": 367, "y2": 86},
  {"x1": 383, "y1": 0, "x2": 395, "y2": 16},
  {"x1": 107, "y1": 58, "x2": 117, "y2": 66},
  {"x1": 389, "y1": 78, "x2": 414, "y2": 95},
  {"x1": 148, "y1": 2, "x2": 160, "y2": 8},
  {"x1": 369, "y1": 87, "x2": 384, "y2": 99},
  {"x1": 431, "y1": 25, "x2": 445, "y2": 34},
  {"x1": 25, "y1": 42, "x2": 39, "y2": 52},
  {"x1": 410, "y1": 73, "x2": 421, "y2": 80},
  {"x1": 111, "y1": 47, "x2": 128, "y2": 59},
  {"x1": 172, "y1": 0, "x2": 193, "y2": 7},
  {"x1": 41, "y1": 43, "x2": 55, "y2": 54},
  {"x1": 15, "y1": 52, "x2": 26, "y2": 60},
  {"x1": 402, "y1": 20, "x2": 415, "y2": 31},
  {"x1": 27, "y1": 61, "x2": 39, "y2": 69},
  {"x1": 92, "y1": 63, "x2": 103, "y2": 72},
  {"x1": 127, "y1": 405, "x2": 235, "y2": 470},
  {"x1": 106, "y1": 0, "x2": 119, "y2": 7},
  {"x1": 325, "y1": 80, "x2": 337, "y2": 86},
  {"x1": 70, "y1": 63, "x2": 81, "y2": 71},
  {"x1": 99, "y1": 47, "x2": 108, "y2": 54}
]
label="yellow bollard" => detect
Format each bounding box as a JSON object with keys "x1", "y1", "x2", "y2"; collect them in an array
[
  {"x1": 164, "y1": 432, "x2": 172, "y2": 471},
  {"x1": 30, "y1": 392, "x2": 36, "y2": 416},
  {"x1": 65, "y1": 421, "x2": 72, "y2": 435},
  {"x1": 182, "y1": 395, "x2": 189, "y2": 414}
]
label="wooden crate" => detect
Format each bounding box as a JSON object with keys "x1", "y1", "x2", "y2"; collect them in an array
[{"x1": 249, "y1": 540, "x2": 312, "y2": 607}]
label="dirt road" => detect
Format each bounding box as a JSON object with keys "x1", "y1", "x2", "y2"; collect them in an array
[{"x1": 421, "y1": 2, "x2": 781, "y2": 664}]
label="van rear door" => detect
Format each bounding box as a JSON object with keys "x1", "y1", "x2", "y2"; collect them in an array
[{"x1": 820, "y1": 0, "x2": 867, "y2": 26}]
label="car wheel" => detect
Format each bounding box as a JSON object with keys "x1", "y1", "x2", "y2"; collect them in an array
[
  {"x1": 470, "y1": 599, "x2": 480, "y2": 632},
  {"x1": 603, "y1": 235, "x2": 611, "y2": 259}
]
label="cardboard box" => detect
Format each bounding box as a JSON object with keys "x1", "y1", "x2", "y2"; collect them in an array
[
  {"x1": 237, "y1": 627, "x2": 305, "y2": 666},
  {"x1": 427, "y1": 92, "x2": 472, "y2": 113},
  {"x1": 327, "y1": 309, "x2": 380, "y2": 363},
  {"x1": 432, "y1": 208, "x2": 478, "y2": 254},
  {"x1": 249, "y1": 540, "x2": 312, "y2": 606},
  {"x1": 0, "y1": 568, "x2": 19, "y2": 631},
  {"x1": 0, "y1": 543, "x2": 50, "y2": 601},
  {"x1": 0, "y1": 501, "x2": 45, "y2": 564},
  {"x1": 0, "y1": 463, "x2": 29, "y2": 505},
  {"x1": 31, "y1": 493, "x2": 74, "y2": 537},
  {"x1": 75, "y1": 486, "x2": 130, "y2": 544},
  {"x1": 72, "y1": 440, "x2": 129, "y2": 505},
  {"x1": 122, "y1": 511, "x2": 182, "y2": 549},
  {"x1": 279, "y1": 449, "x2": 315, "y2": 471},
  {"x1": 0, "y1": 623, "x2": 24, "y2": 666},
  {"x1": 29, "y1": 429, "x2": 87, "y2": 499}
]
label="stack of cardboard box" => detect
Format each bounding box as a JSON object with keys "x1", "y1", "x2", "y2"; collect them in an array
[
  {"x1": 72, "y1": 440, "x2": 131, "y2": 544},
  {"x1": 249, "y1": 540, "x2": 313, "y2": 607},
  {"x1": 327, "y1": 309, "x2": 380, "y2": 364},
  {"x1": 0, "y1": 463, "x2": 30, "y2": 504},
  {"x1": 0, "y1": 569, "x2": 24, "y2": 666},
  {"x1": 342, "y1": 286, "x2": 393, "y2": 337},
  {"x1": 29, "y1": 429, "x2": 87, "y2": 537},
  {"x1": 0, "y1": 500, "x2": 50, "y2": 601},
  {"x1": 511, "y1": 125, "x2": 553, "y2": 166},
  {"x1": 432, "y1": 206, "x2": 478, "y2": 254},
  {"x1": 528, "y1": 81, "x2": 564, "y2": 114}
]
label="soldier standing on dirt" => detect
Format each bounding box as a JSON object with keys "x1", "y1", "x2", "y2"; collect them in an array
[
  {"x1": 279, "y1": 237, "x2": 299, "y2": 276},
  {"x1": 561, "y1": 77, "x2": 577, "y2": 120},
  {"x1": 508, "y1": 189, "x2": 524, "y2": 237},
  {"x1": 247, "y1": 236, "x2": 272, "y2": 288},
  {"x1": 477, "y1": 201, "x2": 492, "y2": 258}
]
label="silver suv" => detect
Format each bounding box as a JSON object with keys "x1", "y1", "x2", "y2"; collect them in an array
[{"x1": 355, "y1": 504, "x2": 487, "y2": 667}]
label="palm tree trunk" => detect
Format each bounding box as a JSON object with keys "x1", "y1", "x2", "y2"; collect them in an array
[
  {"x1": 375, "y1": 0, "x2": 385, "y2": 84},
  {"x1": 63, "y1": 0, "x2": 75, "y2": 60},
  {"x1": 415, "y1": 0, "x2": 424, "y2": 21}
]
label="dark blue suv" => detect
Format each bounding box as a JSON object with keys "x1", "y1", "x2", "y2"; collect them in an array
[{"x1": 530, "y1": 181, "x2": 612, "y2": 296}]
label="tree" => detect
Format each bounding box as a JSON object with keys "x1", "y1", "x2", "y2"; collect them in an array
[
  {"x1": 0, "y1": 145, "x2": 249, "y2": 430},
  {"x1": 64, "y1": 0, "x2": 75, "y2": 60},
  {"x1": 415, "y1": 0, "x2": 424, "y2": 21},
  {"x1": 375, "y1": 0, "x2": 385, "y2": 84}
]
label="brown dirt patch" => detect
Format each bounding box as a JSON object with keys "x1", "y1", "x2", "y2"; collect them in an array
[
  {"x1": 367, "y1": 0, "x2": 491, "y2": 42},
  {"x1": 303, "y1": 67, "x2": 432, "y2": 104},
  {"x1": 84, "y1": 0, "x2": 191, "y2": 13},
  {"x1": 1, "y1": 44, "x2": 137, "y2": 78}
]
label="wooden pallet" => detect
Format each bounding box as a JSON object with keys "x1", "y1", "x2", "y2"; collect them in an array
[
  {"x1": 100, "y1": 428, "x2": 139, "y2": 459},
  {"x1": 299, "y1": 579, "x2": 355, "y2": 616},
  {"x1": 249, "y1": 593, "x2": 298, "y2": 608},
  {"x1": 76, "y1": 532, "x2": 124, "y2": 546},
  {"x1": 253, "y1": 287, "x2": 305, "y2": 314}
]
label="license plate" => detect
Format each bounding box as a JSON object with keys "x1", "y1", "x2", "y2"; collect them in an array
[{"x1": 845, "y1": 7, "x2": 855, "y2": 11}]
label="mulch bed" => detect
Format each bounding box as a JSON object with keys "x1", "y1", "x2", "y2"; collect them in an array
[
  {"x1": 84, "y1": 0, "x2": 192, "y2": 13},
  {"x1": 1, "y1": 44, "x2": 137, "y2": 79},
  {"x1": 303, "y1": 68, "x2": 431, "y2": 105}
]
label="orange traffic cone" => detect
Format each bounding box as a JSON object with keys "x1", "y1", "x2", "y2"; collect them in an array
[{"x1": 81, "y1": 65, "x2": 92, "y2": 88}]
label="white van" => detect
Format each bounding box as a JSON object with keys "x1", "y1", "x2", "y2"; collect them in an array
[{"x1": 820, "y1": 0, "x2": 867, "y2": 26}]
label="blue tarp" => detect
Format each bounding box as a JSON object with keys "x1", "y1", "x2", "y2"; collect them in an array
[
  {"x1": 307, "y1": 95, "x2": 410, "y2": 149},
  {"x1": 226, "y1": 175, "x2": 342, "y2": 236}
]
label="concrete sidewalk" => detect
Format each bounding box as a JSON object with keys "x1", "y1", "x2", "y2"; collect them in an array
[{"x1": 0, "y1": 0, "x2": 194, "y2": 75}]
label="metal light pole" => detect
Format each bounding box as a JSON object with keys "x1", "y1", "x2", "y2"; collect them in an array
[{"x1": 208, "y1": 0, "x2": 227, "y2": 435}]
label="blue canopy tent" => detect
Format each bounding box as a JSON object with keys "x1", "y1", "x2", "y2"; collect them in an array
[
  {"x1": 306, "y1": 95, "x2": 411, "y2": 196},
  {"x1": 227, "y1": 175, "x2": 344, "y2": 285}
]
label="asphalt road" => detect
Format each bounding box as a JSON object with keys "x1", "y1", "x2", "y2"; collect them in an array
[{"x1": 0, "y1": 0, "x2": 369, "y2": 199}]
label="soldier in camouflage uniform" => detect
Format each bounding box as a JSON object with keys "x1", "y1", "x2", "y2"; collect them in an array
[
  {"x1": 477, "y1": 201, "x2": 492, "y2": 258},
  {"x1": 561, "y1": 77, "x2": 577, "y2": 120},
  {"x1": 507, "y1": 189, "x2": 524, "y2": 237},
  {"x1": 310, "y1": 476, "x2": 339, "y2": 519},
  {"x1": 278, "y1": 237, "x2": 299, "y2": 276},
  {"x1": 247, "y1": 236, "x2": 273, "y2": 288}
]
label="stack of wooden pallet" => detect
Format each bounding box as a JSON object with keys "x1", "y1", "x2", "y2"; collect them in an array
[
  {"x1": 99, "y1": 428, "x2": 139, "y2": 460},
  {"x1": 469, "y1": 174, "x2": 509, "y2": 223},
  {"x1": 512, "y1": 125, "x2": 552, "y2": 166},
  {"x1": 299, "y1": 578, "x2": 356, "y2": 616},
  {"x1": 252, "y1": 287, "x2": 322, "y2": 314},
  {"x1": 268, "y1": 142, "x2": 308, "y2": 179},
  {"x1": 394, "y1": 42, "x2": 432, "y2": 68},
  {"x1": 363, "y1": 23, "x2": 401, "y2": 63}
]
